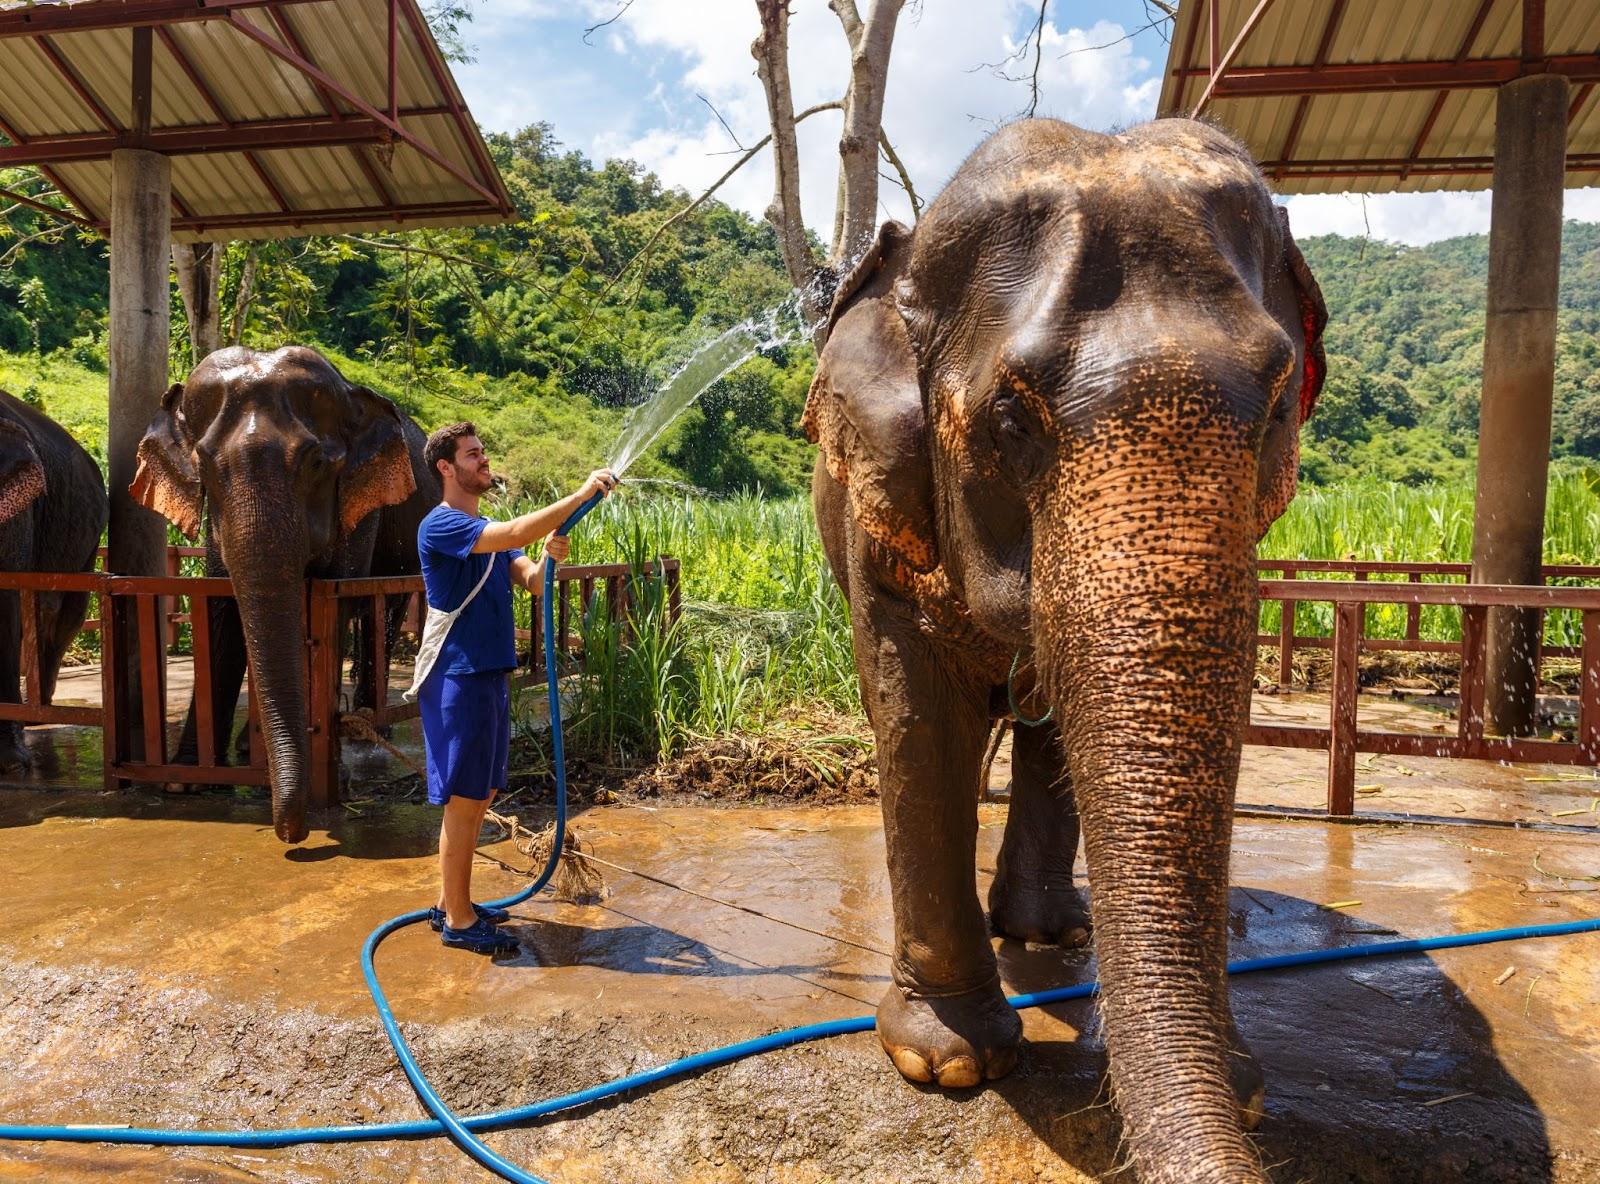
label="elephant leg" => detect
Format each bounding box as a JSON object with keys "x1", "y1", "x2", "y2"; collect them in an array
[
  {"x1": 174, "y1": 586, "x2": 249, "y2": 772},
  {"x1": 0, "y1": 587, "x2": 28, "y2": 772},
  {"x1": 36, "y1": 590, "x2": 89, "y2": 705},
  {"x1": 858, "y1": 595, "x2": 1020, "y2": 1089},
  {"x1": 988, "y1": 719, "x2": 1091, "y2": 947}
]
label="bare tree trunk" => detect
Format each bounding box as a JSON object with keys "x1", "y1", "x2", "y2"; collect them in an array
[
  {"x1": 752, "y1": 0, "x2": 823, "y2": 309},
  {"x1": 829, "y1": 0, "x2": 905, "y2": 265},
  {"x1": 173, "y1": 241, "x2": 222, "y2": 364},
  {"x1": 229, "y1": 243, "x2": 259, "y2": 347}
]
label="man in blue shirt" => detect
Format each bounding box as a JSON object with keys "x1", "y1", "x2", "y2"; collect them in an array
[{"x1": 417, "y1": 421, "x2": 615, "y2": 953}]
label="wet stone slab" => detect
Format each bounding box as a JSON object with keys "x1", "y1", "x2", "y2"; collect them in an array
[{"x1": 0, "y1": 793, "x2": 1596, "y2": 1183}]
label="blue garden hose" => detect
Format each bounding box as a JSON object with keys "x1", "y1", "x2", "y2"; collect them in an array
[{"x1": 0, "y1": 483, "x2": 1597, "y2": 1179}]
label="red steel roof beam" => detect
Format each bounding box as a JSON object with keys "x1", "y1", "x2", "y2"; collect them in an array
[
  {"x1": 395, "y1": 0, "x2": 511, "y2": 215},
  {"x1": 0, "y1": 183, "x2": 95, "y2": 227},
  {"x1": 35, "y1": 36, "x2": 121, "y2": 132},
  {"x1": 263, "y1": 5, "x2": 398, "y2": 211},
  {"x1": 0, "y1": 1, "x2": 326, "y2": 39},
  {"x1": 1272, "y1": 0, "x2": 1348, "y2": 181},
  {"x1": 1264, "y1": 151, "x2": 1600, "y2": 178},
  {"x1": 1170, "y1": 0, "x2": 1207, "y2": 112},
  {"x1": 1191, "y1": 0, "x2": 1278, "y2": 117},
  {"x1": 1523, "y1": 0, "x2": 1546, "y2": 68},
  {"x1": 1400, "y1": 0, "x2": 1498, "y2": 183},
  {"x1": 157, "y1": 24, "x2": 291, "y2": 213},
  {"x1": 1201, "y1": 54, "x2": 1600, "y2": 97},
  {"x1": 169, "y1": 198, "x2": 498, "y2": 233},
  {"x1": 0, "y1": 106, "x2": 100, "y2": 221},
  {"x1": 0, "y1": 118, "x2": 390, "y2": 165},
  {"x1": 229, "y1": 9, "x2": 501, "y2": 208}
]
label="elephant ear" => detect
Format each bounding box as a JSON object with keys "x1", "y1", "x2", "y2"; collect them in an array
[
  {"x1": 131, "y1": 383, "x2": 204, "y2": 538},
  {"x1": 1279, "y1": 205, "x2": 1327, "y2": 423},
  {"x1": 0, "y1": 417, "x2": 45, "y2": 524},
  {"x1": 801, "y1": 220, "x2": 937, "y2": 573},
  {"x1": 1257, "y1": 208, "x2": 1330, "y2": 536},
  {"x1": 338, "y1": 384, "x2": 417, "y2": 535}
]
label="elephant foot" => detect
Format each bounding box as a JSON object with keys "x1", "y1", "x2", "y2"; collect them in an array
[
  {"x1": 988, "y1": 874, "x2": 1092, "y2": 948},
  {"x1": 1229, "y1": 1040, "x2": 1266, "y2": 1130},
  {"x1": 877, "y1": 978, "x2": 1021, "y2": 1089}
]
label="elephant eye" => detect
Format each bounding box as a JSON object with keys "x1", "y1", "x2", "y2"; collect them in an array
[{"x1": 990, "y1": 389, "x2": 1047, "y2": 484}]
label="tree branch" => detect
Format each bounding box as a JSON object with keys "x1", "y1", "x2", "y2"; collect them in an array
[
  {"x1": 828, "y1": 0, "x2": 864, "y2": 44},
  {"x1": 698, "y1": 93, "x2": 745, "y2": 150},
  {"x1": 877, "y1": 127, "x2": 922, "y2": 221},
  {"x1": 598, "y1": 99, "x2": 844, "y2": 306},
  {"x1": 1024, "y1": 0, "x2": 1048, "y2": 118},
  {"x1": 831, "y1": 0, "x2": 906, "y2": 264},
  {"x1": 752, "y1": 0, "x2": 823, "y2": 300},
  {"x1": 582, "y1": 0, "x2": 634, "y2": 44}
]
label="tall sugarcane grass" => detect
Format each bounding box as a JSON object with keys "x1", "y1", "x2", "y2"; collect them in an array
[{"x1": 491, "y1": 472, "x2": 1600, "y2": 760}]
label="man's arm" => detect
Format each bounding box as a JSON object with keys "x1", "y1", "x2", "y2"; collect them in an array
[
  {"x1": 510, "y1": 534, "x2": 570, "y2": 591},
  {"x1": 473, "y1": 470, "x2": 616, "y2": 554}
]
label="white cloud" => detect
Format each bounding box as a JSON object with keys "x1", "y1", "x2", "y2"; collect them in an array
[
  {"x1": 1284, "y1": 187, "x2": 1600, "y2": 247},
  {"x1": 585, "y1": 2, "x2": 1161, "y2": 244}
]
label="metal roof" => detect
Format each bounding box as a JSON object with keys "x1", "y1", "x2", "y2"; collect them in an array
[
  {"x1": 0, "y1": 0, "x2": 513, "y2": 240},
  {"x1": 1157, "y1": 0, "x2": 1600, "y2": 194}
]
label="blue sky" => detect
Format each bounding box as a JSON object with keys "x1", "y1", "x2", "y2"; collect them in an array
[{"x1": 448, "y1": 1, "x2": 1600, "y2": 247}]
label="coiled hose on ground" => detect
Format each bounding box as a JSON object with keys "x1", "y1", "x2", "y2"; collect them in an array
[{"x1": 2, "y1": 490, "x2": 1598, "y2": 1182}]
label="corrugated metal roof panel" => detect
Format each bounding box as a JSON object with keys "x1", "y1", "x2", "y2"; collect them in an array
[
  {"x1": 0, "y1": 0, "x2": 509, "y2": 240},
  {"x1": 1160, "y1": 0, "x2": 1600, "y2": 195}
]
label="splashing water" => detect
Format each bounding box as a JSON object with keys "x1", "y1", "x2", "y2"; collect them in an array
[{"x1": 606, "y1": 300, "x2": 809, "y2": 478}]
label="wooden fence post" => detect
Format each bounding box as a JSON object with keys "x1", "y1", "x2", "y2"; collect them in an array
[
  {"x1": 1459, "y1": 604, "x2": 1488, "y2": 747},
  {"x1": 99, "y1": 580, "x2": 119, "y2": 792},
  {"x1": 1581, "y1": 609, "x2": 1600, "y2": 764},
  {"x1": 1277, "y1": 563, "x2": 1296, "y2": 688},
  {"x1": 1326, "y1": 600, "x2": 1361, "y2": 816}
]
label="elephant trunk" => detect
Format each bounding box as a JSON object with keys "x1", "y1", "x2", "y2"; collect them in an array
[
  {"x1": 1033, "y1": 409, "x2": 1266, "y2": 1184},
  {"x1": 218, "y1": 490, "x2": 312, "y2": 845}
]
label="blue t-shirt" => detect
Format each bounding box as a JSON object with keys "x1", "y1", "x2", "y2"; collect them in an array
[{"x1": 417, "y1": 505, "x2": 525, "y2": 677}]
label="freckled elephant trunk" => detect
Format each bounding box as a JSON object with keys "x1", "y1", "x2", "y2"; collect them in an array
[
  {"x1": 1034, "y1": 434, "x2": 1267, "y2": 1183},
  {"x1": 220, "y1": 504, "x2": 312, "y2": 845}
]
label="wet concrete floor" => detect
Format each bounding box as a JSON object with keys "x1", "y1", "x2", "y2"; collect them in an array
[{"x1": 0, "y1": 779, "x2": 1596, "y2": 1182}]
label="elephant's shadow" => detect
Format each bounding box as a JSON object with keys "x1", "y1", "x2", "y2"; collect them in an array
[{"x1": 987, "y1": 887, "x2": 1553, "y2": 1183}]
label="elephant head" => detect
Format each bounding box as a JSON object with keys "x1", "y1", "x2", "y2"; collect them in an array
[
  {"x1": 131, "y1": 346, "x2": 417, "y2": 842},
  {"x1": 0, "y1": 415, "x2": 46, "y2": 524},
  {"x1": 805, "y1": 118, "x2": 1324, "y2": 1181}
]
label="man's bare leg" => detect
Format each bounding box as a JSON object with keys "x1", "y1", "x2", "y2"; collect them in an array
[{"x1": 438, "y1": 788, "x2": 498, "y2": 929}]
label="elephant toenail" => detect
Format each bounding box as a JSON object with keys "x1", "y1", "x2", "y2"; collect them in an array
[
  {"x1": 985, "y1": 1045, "x2": 1019, "y2": 1081},
  {"x1": 934, "y1": 1055, "x2": 981, "y2": 1088},
  {"x1": 1066, "y1": 927, "x2": 1090, "y2": 948},
  {"x1": 890, "y1": 1047, "x2": 933, "y2": 1083}
]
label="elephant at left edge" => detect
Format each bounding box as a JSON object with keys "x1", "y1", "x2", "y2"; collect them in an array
[{"x1": 0, "y1": 390, "x2": 107, "y2": 773}]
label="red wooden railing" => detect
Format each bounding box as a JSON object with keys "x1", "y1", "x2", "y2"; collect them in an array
[
  {"x1": 1250, "y1": 577, "x2": 1600, "y2": 816},
  {"x1": 0, "y1": 558, "x2": 679, "y2": 802},
  {"x1": 1255, "y1": 559, "x2": 1600, "y2": 685}
]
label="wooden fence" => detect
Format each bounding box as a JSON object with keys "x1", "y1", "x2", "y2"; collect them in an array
[{"x1": 0, "y1": 554, "x2": 680, "y2": 801}]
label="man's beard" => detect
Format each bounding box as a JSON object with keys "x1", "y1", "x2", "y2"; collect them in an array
[{"x1": 457, "y1": 464, "x2": 494, "y2": 494}]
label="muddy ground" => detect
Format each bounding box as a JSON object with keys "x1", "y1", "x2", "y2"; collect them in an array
[{"x1": 0, "y1": 779, "x2": 1596, "y2": 1184}]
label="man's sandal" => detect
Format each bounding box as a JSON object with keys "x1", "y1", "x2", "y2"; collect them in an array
[
  {"x1": 440, "y1": 916, "x2": 519, "y2": 955},
  {"x1": 428, "y1": 903, "x2": 511, "y2": 933}
]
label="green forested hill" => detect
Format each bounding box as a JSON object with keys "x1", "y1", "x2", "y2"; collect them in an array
[
  {"x1": 6, "y1": 125, "x2": 1600, "y2": 494},
  {"x1": 1297, "y1": 222, "x2": 1600, "y2": 485}
]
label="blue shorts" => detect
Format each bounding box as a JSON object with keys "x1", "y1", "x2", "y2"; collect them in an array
[{"x1": 419, "y1": 670, "x2": 510, "y2": 805}]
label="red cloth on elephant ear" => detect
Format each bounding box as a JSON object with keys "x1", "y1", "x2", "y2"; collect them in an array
[{"x1": 1279, "y1": 210, "x2": 1327, "y2": 425}]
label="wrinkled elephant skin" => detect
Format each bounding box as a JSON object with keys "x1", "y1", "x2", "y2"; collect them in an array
[
  {"x1": 131, "y1": 346, "x2": 437, "y2": 843},
  {"x1": 0, "y1": 392, "x2": 107, "y2": 773},
  {"x1": 805, "y1": 119, "x2": 1326, "y2": 1183}
]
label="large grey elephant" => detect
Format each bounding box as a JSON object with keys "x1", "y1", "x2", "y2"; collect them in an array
[
  {"x1": 0, "y1": 391, "x2": 108, "y2": 772},
  {"x1": 132, "y1": 346, "x2": 436, "y2": 843},
  {"x1": 805, "y1": 118, "x2": 1326, "y2": 1182}
]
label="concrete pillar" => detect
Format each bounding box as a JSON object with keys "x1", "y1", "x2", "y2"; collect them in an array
[
  {"x1": 1470, "y1": 73, "x2": 1569, "y2": 736},
  {"x1": 107, "y1": 147, "x2": 171, "y2": 577},
  {"x1": 108, "y1": 148, "x2": 171, "y2": 765}
]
